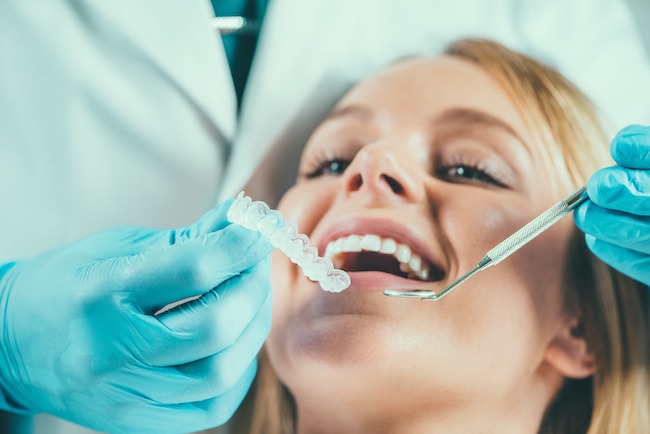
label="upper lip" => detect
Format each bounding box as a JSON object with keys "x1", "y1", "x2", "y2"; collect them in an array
[{"x1": 313, "y1": 216, "x2": 448, "y2": 280}]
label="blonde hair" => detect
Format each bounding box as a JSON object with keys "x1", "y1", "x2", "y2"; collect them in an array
[{"x1": 236, "y1": 39, "x2": 650, "y2": 434}]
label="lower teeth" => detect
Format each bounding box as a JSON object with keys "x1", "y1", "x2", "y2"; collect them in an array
[{"x1": 407, "y1": 272, "x2": 422, "y2": 281}]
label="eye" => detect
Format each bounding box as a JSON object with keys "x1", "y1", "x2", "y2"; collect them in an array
[
  {"x1": 436, "y1": 163, "x2": 508, "y2": 188},
  {"x1": 304, "y1": 158, "x2": 351, "y2": 179}
]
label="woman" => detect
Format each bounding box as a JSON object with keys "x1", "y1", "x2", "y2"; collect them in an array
[{"x1": 230, "y1": 39, "x2": 649, "y2": 434}]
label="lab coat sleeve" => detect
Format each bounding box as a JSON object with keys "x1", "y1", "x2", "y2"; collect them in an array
[{"x1": 0, "y1": 0, "x2": 237, "y2": 261}]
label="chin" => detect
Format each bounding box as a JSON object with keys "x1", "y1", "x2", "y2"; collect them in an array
[
  {"x1": 267, "y1": 323, "x2": 391, "y2": 410},
  {"x1": 272, "y1": 302, "x2": 389, "y2": 369}
]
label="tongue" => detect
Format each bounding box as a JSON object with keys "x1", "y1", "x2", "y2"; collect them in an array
[{"x1": 342, "y1": 252, "x2": 405, "y2": 277}]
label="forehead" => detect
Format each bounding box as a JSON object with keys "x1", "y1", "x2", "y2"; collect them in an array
[{"x1": 336, "y1": 56, "x2": 527, "y2": 133}]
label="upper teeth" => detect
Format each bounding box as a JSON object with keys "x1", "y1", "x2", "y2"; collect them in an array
[{"x1": 324, "y1": 234, "x2": 431, "y2": 281}]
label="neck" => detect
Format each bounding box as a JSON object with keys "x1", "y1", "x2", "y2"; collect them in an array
[{"x1": 290, "y1": 371, "x2": 558, "y2": 434}]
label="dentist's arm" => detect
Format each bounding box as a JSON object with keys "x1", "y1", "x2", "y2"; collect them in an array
[
  {"x1": 574, "y1": 125, "x2": 650, "y2": 287},
  {"x1": 0, "y1": 199, "x2": 272, "y2": 433}
]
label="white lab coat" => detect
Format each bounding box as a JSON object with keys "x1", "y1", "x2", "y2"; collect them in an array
[{"x1": 0, "y1": 0, "x2": 648, "y2": 433}]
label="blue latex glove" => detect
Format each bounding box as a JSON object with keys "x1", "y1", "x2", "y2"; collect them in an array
[
  {"x1": 0, "y1": 199, "x2": 273, "y2": 433},
  {"x1": 574, "y1": 124, "x2": 650, "y2": 287}
]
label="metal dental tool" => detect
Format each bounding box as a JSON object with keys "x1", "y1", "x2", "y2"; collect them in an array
[{"x1": 384, "y1": 187, "x2": 589, "y2": 301}]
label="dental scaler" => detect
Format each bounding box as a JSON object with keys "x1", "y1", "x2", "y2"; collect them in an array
[
  {"x1": 227, "y1": 192, "x2": 351, "y2": 293},
  {"x1": 384, "y1": 187, "x2": 589, "y2": 301}
]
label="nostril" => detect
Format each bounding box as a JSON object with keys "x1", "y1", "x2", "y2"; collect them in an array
[
  {"x1": 383, "y1": 175, "x2": 404, "y2": 194},
  {"x1": 347, "y1": 172, "x2": 405, "y2": 195},
  {"x1": 349, "y1": 174, "x2": 363, "y2": 191}
]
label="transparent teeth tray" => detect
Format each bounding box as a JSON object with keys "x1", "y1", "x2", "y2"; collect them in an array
[{"x1": 227, "y1": 192, "x2": 351, "y2": 293}]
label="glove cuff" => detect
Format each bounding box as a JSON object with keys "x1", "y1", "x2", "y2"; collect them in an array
[
  {"x1": 0, "y1": 261, "x2": 16, "y2": 279},
  {"x1": 0, "y1": 388, "x2": 33, "y2": 415},
  {"x1": 0, "y1": 262, "x2": 34, "y2": 414}
]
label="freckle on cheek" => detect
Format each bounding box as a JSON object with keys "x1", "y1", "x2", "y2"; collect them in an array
[
  {"x1": 452, "y1": 207, "x2": 511, "y2": 251},
  {"x1": 481, "y1": 209, "x2": 509, "y2": 233}
]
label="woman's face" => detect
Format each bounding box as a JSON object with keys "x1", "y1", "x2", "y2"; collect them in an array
[{"x1": 266, "y1": 56, "x2": 579, "y2": 429}]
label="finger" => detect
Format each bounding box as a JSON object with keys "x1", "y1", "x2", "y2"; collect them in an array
[
  {"x1": 100, "y1": 363, "x2": 212, "y2": 407},
  {"x1": 573, "y1": 201, "x2": 650, "y2": 254},
  {"x1": 169, "y1": 198, "x2": 235, "y2": 243},
  {"x1": 584, "y1": 234, "x2": 650, "y2": 286},
  {"x1": 110, "y1": 332, "x2": 263, "y2": 406},
  {"x1": 149, "y1": 259, "x2": 272, "y2": 366},
  {"x1": 121, "y1": 361, "x2": 258, "y2": 433},
  {"x1": 70, "y1": 225, "x2": 164, "y2": 259},
  {"x1": 85, "y1": 199, "x2": 237, "y2": 257},
  {"x1": 189, "y1": 360, "x2": 257, "y2": 428},
  {"x1": 585, "y1": 166, "x2": 650, "y2": 216},
  {"x1": 107, "y1": 224, "x2": 272, "y2": 309},
  {"x1": 119, "y1": 198, "x2": 236, "y2": 249},
  {"x1": 170, "y1": 297, "x2": 270, "y2": 402},
  {"x1": 610, "y1": 124, "x2": 650, "y2": 169}
]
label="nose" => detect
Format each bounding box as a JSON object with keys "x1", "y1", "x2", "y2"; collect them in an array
[{"x1": 342, "y1": 143, "x2": 424, "y2": 204}]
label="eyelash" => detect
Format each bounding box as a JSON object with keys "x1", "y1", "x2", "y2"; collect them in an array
[
  {"x1": 302, "y1": 152, "x2": 508, "y2": 188},
  {"x1": 302, "y1": 149, "x2": 354, "y2": 179},
  {"x1": 436, "y1": 156, "x2": 509, "y2": 188}
]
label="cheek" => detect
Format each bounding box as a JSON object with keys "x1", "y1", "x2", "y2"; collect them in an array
[
  {"x1": 276, "y1": 180, "x2": 339, "y2": 235},
  {"x1": 270, "y1": 181, "x2": 336, "y2": 315},
  {"x1": 510, "y1": 218, "x2": 574, "y2": 323},
  {"x1": 436, "y1": 190, "x2": 513, "y2": 272},
  {"x1": 270, "y1": 179, "x2": 339, "y2": 291},
  {"x1": 269, "y1": 250, "x2": 294, "y2": 347},
  {"x1": 434, "y1": 190, "x2": 570, "y2": 362},
  {"x1": 438, "y1": 187, "x2": 571, "y2": 298},
  {"x1": 268, "y1": 181, "x2": 339, "y2": 357},
  {"x1": 271, "y1": 250, "x2": 293, "y2": 311}
]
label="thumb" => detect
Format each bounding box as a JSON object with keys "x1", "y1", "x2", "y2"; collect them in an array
[
  {"x1": 89, "y1": 198, "x2": 238, "y2": 257},
  {"x1": 167, "y1": 198, "x2": 236, "y2": 244}
]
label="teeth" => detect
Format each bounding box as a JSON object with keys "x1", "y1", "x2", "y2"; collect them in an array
[
  {"x1": 408, "y1": 255, "x2": 421, "y2": 273},
  {"x1": 324, "y1": 234, "x2": 434, "y2": 281},
  {"x1": 380, "y1": 238, "x2": 397, "y2": 254},
  {"x1": 395, "y1": 244, "x2": 411, "y2": 264},
  {"x1": 359, "y1": 234, "x2": 381, "y2": 252},
  {"x1": 342, "y1": 235, "x2": 362, "y2": 252},
  {"x1": 418, "y1": 266, "x2": 429, "y2": 281},
  {"x1": 325, "y1": 238, "x2": 344, "y2": 257}
]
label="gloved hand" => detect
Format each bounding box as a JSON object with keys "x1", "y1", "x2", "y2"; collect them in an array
[
  {"x1": 574, "y1": 124, "x2": 650, "y2": 287},
  {"x1": 0, "y1": 199, "x2": 273, "y2": 433}
]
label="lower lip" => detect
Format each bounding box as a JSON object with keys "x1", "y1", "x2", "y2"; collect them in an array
[{"x1": 344, "y1": 271, "x2": 438, "y2": 292}]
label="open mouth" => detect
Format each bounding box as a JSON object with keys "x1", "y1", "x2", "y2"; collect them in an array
[{"x1": 324, "y1": 234, "x2": 445, "y2": 282}]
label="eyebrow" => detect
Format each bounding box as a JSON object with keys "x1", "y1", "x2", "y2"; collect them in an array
[
  {"x1": 324, "y1": 104, "x2": 375, "y2": 122},
  {"x1": 323, "y1": 105, "x2": 530, "y2": 156},
  {"x1": 432, "y1": 107, "x2": 528, "y2": 150}
]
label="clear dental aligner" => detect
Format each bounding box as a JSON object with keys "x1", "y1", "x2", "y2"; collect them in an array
[{"x1": 227, "y1": 192, "x2": 351, "y2": 293}]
